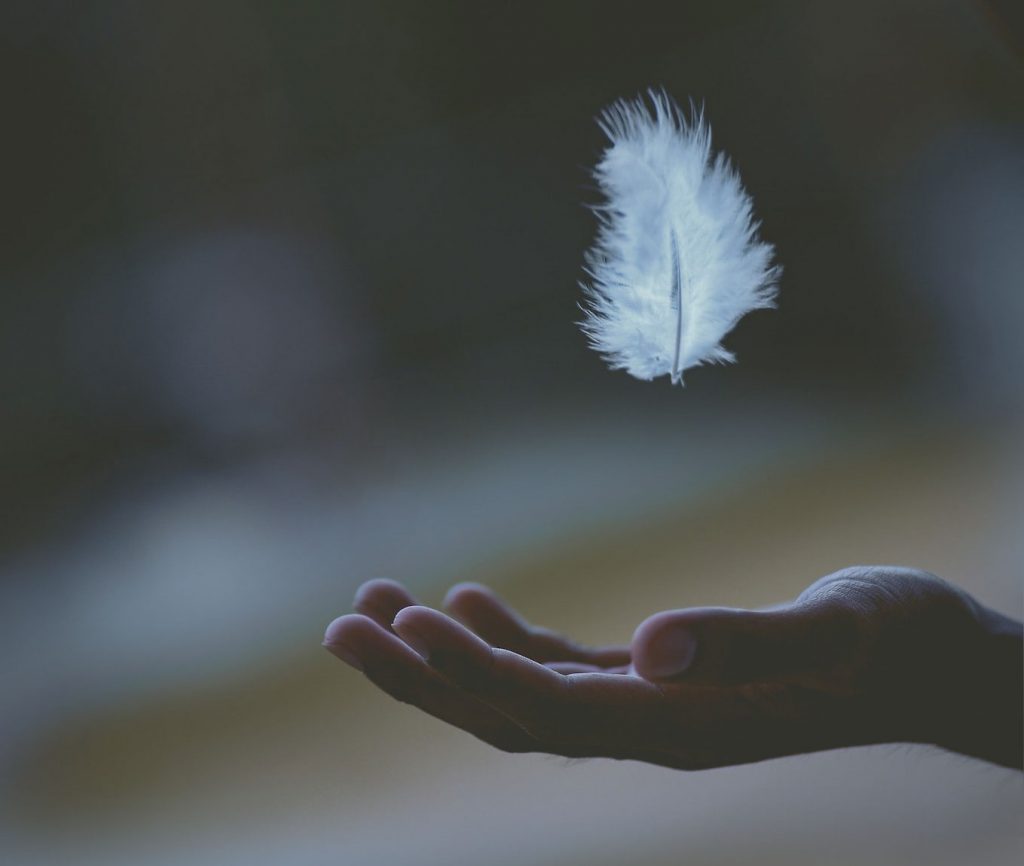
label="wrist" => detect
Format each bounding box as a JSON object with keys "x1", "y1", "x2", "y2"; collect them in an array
[{"x1": 936, "y1": 605, "x2": 1022, "y2": 769}]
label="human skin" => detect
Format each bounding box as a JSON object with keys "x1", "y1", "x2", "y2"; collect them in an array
[{"x1": 323, "y1": 567, "x2": 1023, "y2": 771}]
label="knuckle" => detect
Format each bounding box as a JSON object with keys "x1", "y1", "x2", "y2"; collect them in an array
[
  {"x1": 800, "y1": 567, "x2": 983, "y2": 707},
  {"x1": 806, "y1": 566, "x2": 974, "y2": 630},
  {"x1": 803, "y1": 567, "x2": 914, "y2": 621}
]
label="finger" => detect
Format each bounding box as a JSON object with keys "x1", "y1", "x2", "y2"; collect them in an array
[
  {"x1": 329, "y1": 614, "x2": 679, "y2": 764},
  {"x1": 393, "y1": 606, "x2": 670, "y2": 755},
  {"x1": 393, "y1": 606, "x2": 576, "y2": 740},
  {"x1": 546, "y1": 661, "x2": 631, "y2": 675},
  {"x1": 322, "y1": 614, "x2": 539, "y2": 753},
  {"x1": 444, "y1": 582, "x2": 631, "y2": 667},
  {"x1": 353, "y1": 578, "x2": 418, "y2": 631},
  {"x1": 631, "y1": 600, "x2": 860, "y2": 685}
]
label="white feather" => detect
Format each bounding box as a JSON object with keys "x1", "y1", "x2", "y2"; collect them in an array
[{"x1": 580, "y1": 90, "x2": 779, "y2": 384}]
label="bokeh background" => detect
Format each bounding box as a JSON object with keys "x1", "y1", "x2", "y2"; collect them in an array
[{"x1": 2, "y1": 1, "x2": 1022, "y2": 864}]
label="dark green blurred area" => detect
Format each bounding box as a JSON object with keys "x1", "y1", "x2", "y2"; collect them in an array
[{"x1": 4, "y1": 0, "x2": 1020, "y2": 555}]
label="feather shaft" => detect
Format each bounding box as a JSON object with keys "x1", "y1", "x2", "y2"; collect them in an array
[{"x1": 670, "y1": 229, "x2": 684, "y2": 385}]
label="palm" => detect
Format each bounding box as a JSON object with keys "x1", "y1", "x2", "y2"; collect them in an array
[{"x1": 327, "y1": 580, "x2": 864, "y2": 769}]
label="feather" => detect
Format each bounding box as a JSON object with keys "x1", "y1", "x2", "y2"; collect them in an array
[{"x1": 579, "y1": 90, "x2": 779, "y2": 385}]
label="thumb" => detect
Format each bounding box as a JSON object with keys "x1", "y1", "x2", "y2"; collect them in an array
[{"x1": 631, "y1": 601, "x2": 859, "y2": 685}]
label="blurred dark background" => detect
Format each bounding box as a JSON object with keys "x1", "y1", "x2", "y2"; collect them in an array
[{"x1": 1, "y1": 2, "x2": 1022, "y2": 865}]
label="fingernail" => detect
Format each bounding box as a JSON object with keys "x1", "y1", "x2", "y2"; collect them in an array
[
  {"x1": 643, "y1": 628, "x2": 697, "y2": 679},
  {"x1": 322, "y1": 641, "x2": 364, "y2": 671},
  {"x1": 392, "y1": 619, "x2": 430, "y2": 661}
]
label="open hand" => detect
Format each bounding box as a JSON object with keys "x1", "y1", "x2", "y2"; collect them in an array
[{"x1": 323, "y1": 568, "x2": 1022, "y2": 770}]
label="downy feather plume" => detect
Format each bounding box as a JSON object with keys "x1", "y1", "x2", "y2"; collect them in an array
[{"x1": 580, "y1": 90, "x2": 779, "y2": 384}]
